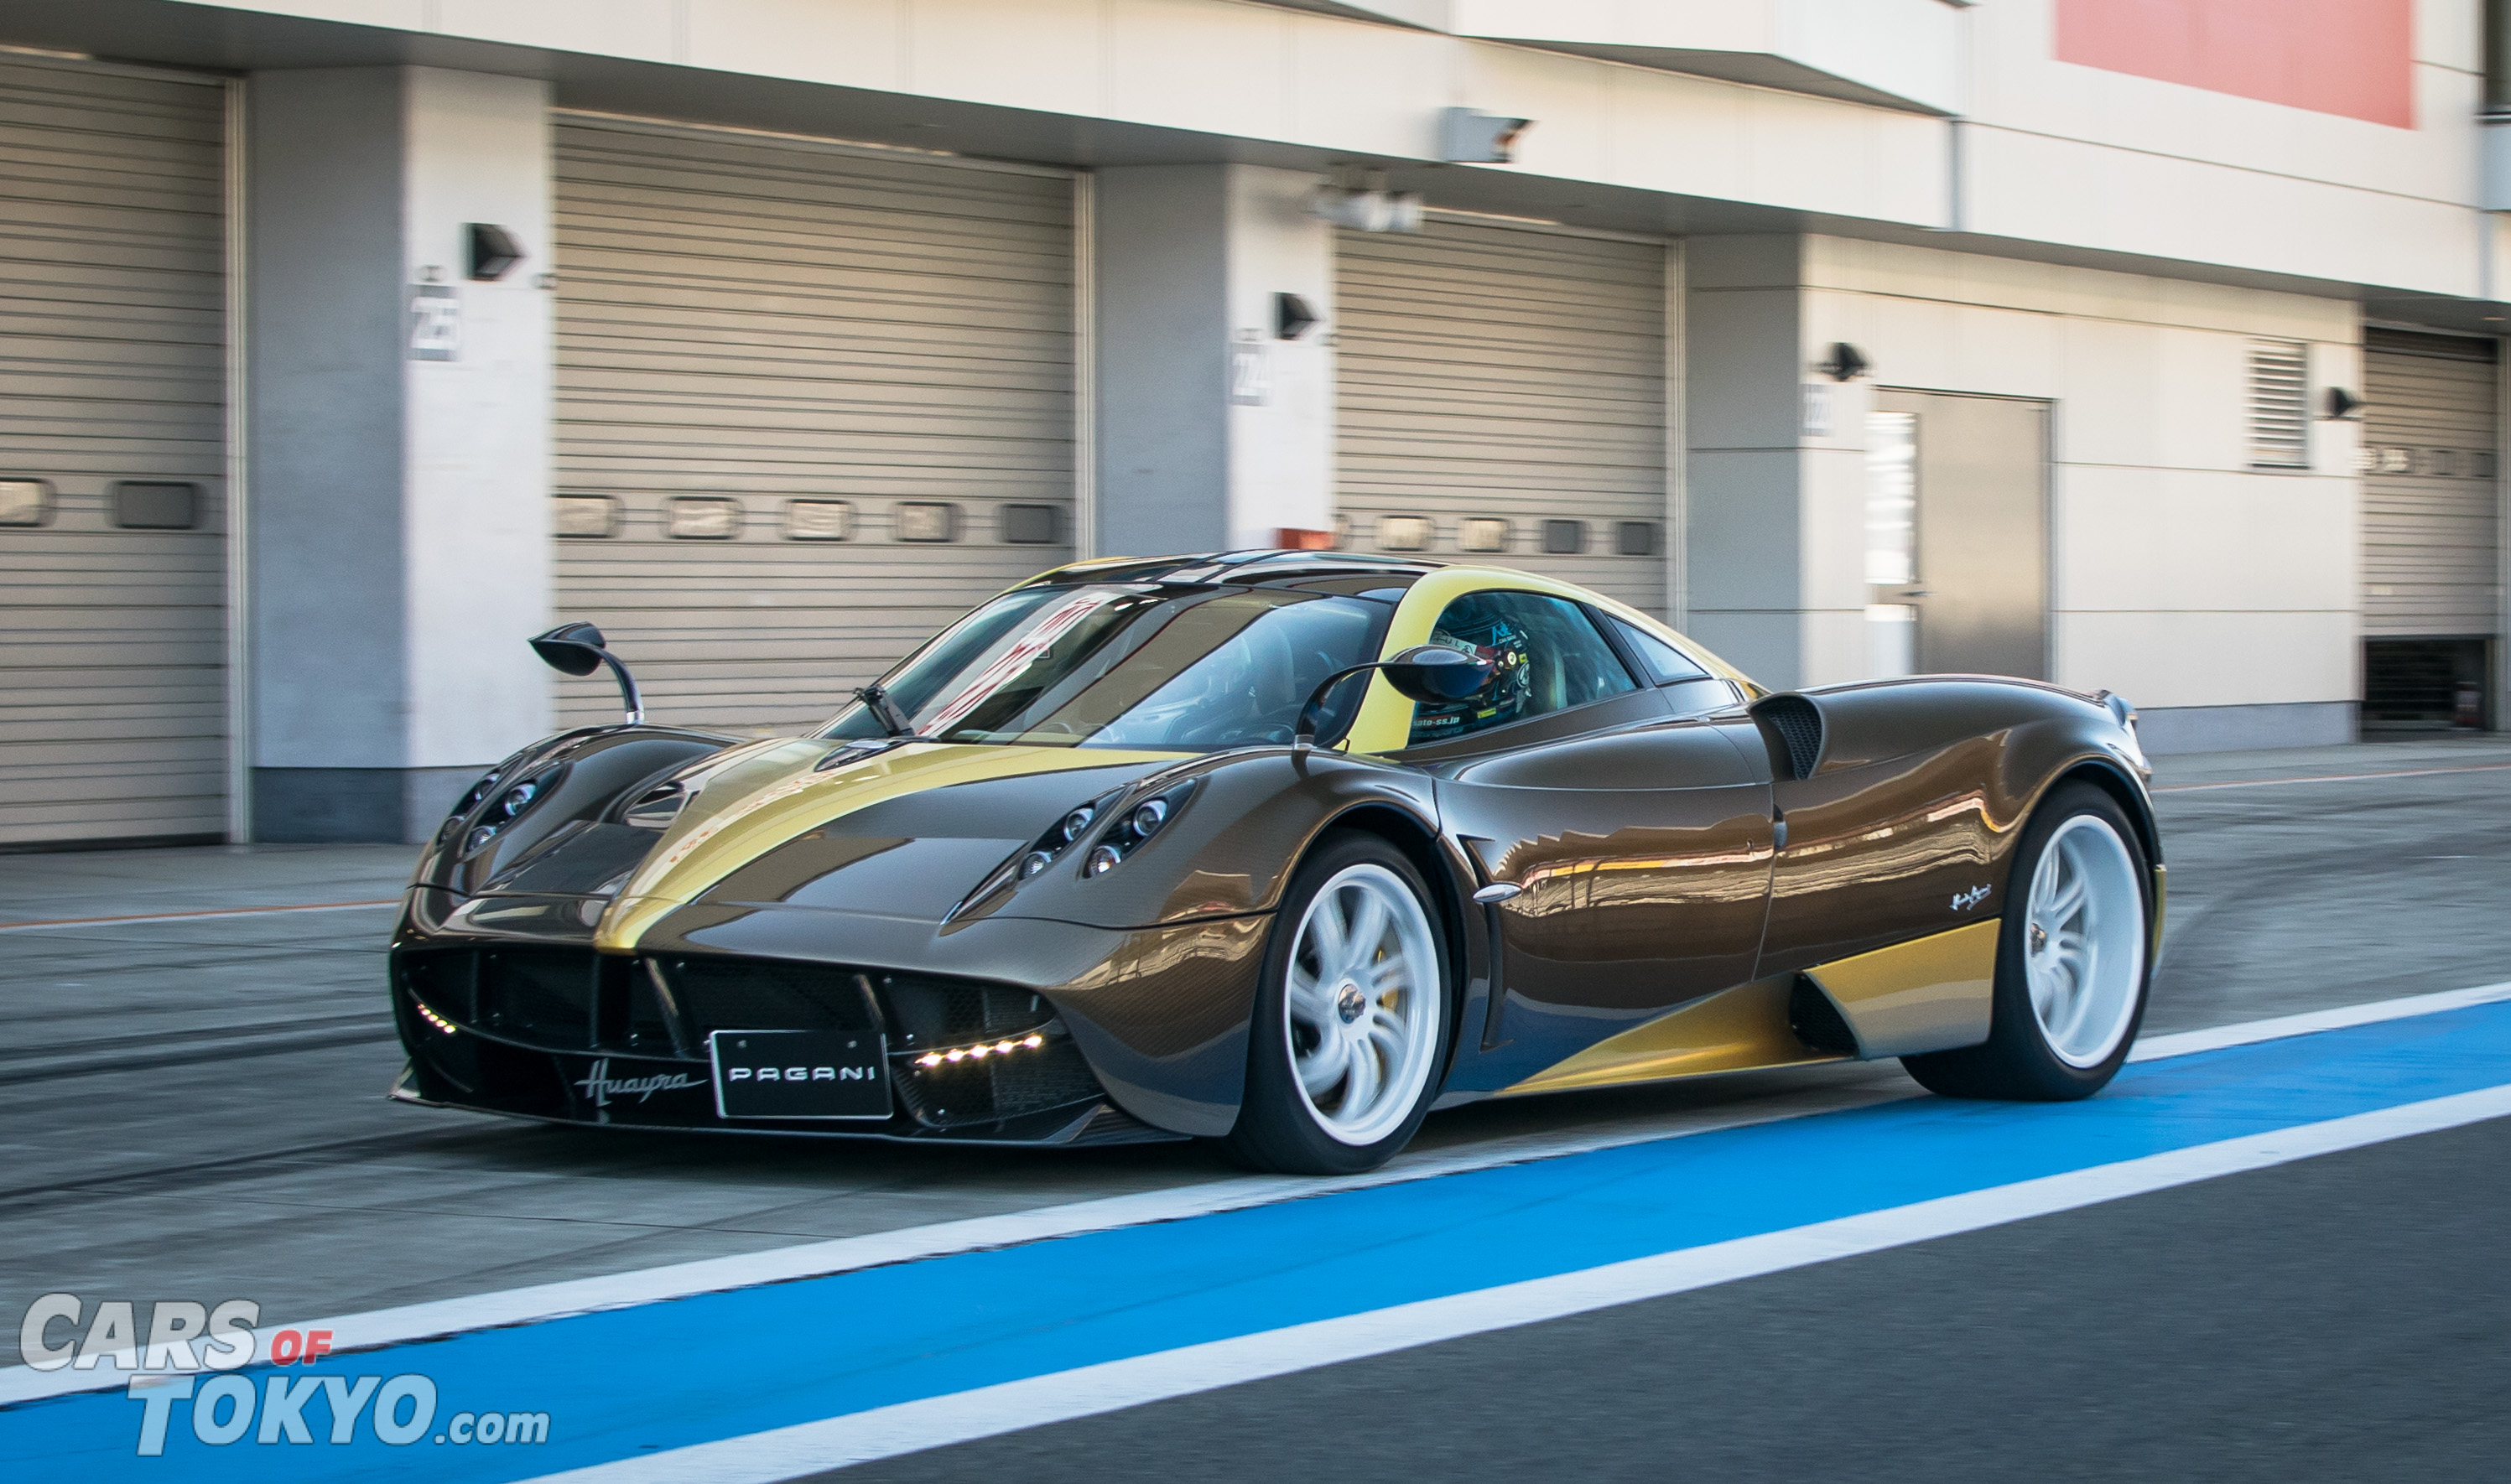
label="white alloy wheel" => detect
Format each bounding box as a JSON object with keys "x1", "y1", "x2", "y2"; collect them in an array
[
  {"x1": 2022, "y1": 813, "x2": 2147, "y2": 1068},
  {"x1": 1282, "y1": 862, "x2": 1442, "y2": 1146}
]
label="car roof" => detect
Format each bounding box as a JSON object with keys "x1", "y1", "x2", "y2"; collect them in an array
[{"x1": 1021, "y1": 549, "x2": 1447, "y2": 590}]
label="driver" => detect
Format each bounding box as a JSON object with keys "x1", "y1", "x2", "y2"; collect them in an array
[{"x1": 1408, "y1": 599, "x2": 1531, "y2": 741}]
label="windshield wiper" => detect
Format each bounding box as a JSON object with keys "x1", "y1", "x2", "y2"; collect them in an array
[{"x1": 853, "y1": 683, "x2": 918, "y2": 738}]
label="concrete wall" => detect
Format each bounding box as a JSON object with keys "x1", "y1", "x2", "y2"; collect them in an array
[
  {"x1": 247, "y1": 66, "x2": 553, "y2": 842},
  {"x1": 164, "y1": 0, "x2": 2503, "y2": 300},
  {"x1": 1684, "y1": 231, "x2": 2362, "y2": 747},
  {"x1": 1683, "y1": 235, "x2": 1809, "y2": 686},
  {"x1": 1095, "y1": 163, "x2": 1333, "y2": 556}
]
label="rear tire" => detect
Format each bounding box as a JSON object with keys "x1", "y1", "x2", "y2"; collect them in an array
[
  {"x1": 1901, "y1": 782, "x2": 2153, "y2": 1101},
  {"x1": 1220, "y1": 833, "x2": 1453, "y2": 1175}
]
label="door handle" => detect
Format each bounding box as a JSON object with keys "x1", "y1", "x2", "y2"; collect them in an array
[
  {"x1": 1900, "y1": 588, "x2": 1931, "y2": 599},
  {"x1": 1473, "y1": 883, "x2": 1521, "y2": 904}
]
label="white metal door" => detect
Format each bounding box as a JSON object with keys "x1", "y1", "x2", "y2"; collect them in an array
[
  {"x1": 0, "y1": 59, "x2": 228, "y2": 847},
  {"x1": 1335, "y1": 219, "x2": 1671, "y2": 615},
  {"x1": 550, "y1": 117, "x2": 1079, "y2": 734},
  {"x1": 1865, "y1": 390, "x2": 2051, "y2": 681}
]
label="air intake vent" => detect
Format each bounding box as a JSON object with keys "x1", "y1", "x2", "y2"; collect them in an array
[
  {"x1": 1753, "y1": 694, "x2": 1825, "y2": 781},
  {"x1": 1788, "y1": 976, "x2": 1859, "y2": 1056},
  {"x1": 2248, "y1": 338, "x2": 2310, "y2": 470}
]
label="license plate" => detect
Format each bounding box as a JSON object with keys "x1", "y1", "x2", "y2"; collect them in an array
[{"x1": 709, "y1": 1030, "x2": 892, "y2": 1120}]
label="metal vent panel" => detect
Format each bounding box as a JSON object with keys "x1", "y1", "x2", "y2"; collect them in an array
[{"x1": 2247, "y1": 338, "x2": 2311, "y2": 470}]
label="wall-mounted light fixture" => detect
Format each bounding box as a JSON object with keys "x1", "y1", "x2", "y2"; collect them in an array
[
  {"x1": 2321, "y1": 387, "x2": 2363, "y2": 420},
  {"x1": 1816, "y1": 343, "x2": 1869, "y2": 381},
  {"x1": 1311, "y1": 184, "x2": 1423, "y2": 234},
  {"x1": 1440, "y1": 107, "x2": 1532, "y2": 163},
  {"x1": 467, "y1": 223, "x2": 522, "y2": 281},
  {"x1": 1275, "y1": 293, "x2": 1319, "y2": 340}
]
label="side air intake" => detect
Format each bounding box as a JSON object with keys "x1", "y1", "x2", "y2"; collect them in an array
[
  {"x1": 1788, "y1": 975, "x2": 1860, "y2": 1056},
  {"x1": 1752, "y1": 694, "x2": 1826, "y2": 781}
]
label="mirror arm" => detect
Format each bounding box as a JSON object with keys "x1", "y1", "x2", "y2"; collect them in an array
[
  {"x1": 597, "y1": 649, "x2": 644, "y2": 725},
  {"x1": 1294, "y1": 663, "x2": 1383, "y2": 755},
  {"x1": 853, "y1": 682, "x2": 916, "y2": 739}
]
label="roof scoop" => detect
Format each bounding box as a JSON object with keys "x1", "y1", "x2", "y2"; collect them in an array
[{"x1": 530, "y1": 621, "x2": 644, "y2": 724}]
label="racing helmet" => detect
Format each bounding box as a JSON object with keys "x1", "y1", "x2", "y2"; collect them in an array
[{"x1": 1410, "y1": 601, "x2": 1529, "y2": 738}]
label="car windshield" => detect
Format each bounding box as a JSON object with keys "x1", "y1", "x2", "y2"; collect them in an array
[{"x1": 822, "y1": 584, "x2": 1395, "y2": 750}]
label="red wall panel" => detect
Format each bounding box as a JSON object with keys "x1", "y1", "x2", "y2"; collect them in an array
[{"x1": 2055, "y1": 0, "x2": 2415, "y2": 128}]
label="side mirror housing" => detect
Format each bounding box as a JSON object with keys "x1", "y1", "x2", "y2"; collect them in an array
[
  {"x1": 1377, "y1": 644, "x2": 1495, "y2": 705},
  {"x1": 1293, "y1": 645, "x2": 1495, "y2": 752},
  {"x1": 529, "y1": 621, "x2": 609, "y2": 677},
  {"x1": 530, "y1": 621, "x2": 644, "y2": 724}
]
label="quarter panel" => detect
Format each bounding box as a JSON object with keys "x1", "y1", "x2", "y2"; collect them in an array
[{"x1": 1756, "y1": 677, "x2": 2153, "y2": 1011}]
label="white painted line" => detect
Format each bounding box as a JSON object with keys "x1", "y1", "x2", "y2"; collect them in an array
[
  {"x1": 0, "y1": 1073, "x2": 1914, "y2": 1406},
  {"x1": 2128, "y1": 980, "x2": 2511, "y2": 1062},
  {"x1": 5, "y1": 982, "x2": 2501, "y2": 1409},
  {"x1": 0, "y1": 900, "x2": 402, "y2": 933},
  {"x1": 522, "y1": 1080, "x2": 2511, "y2": 1483},
  {"x1": 2152, "y1": 761, "x2": 2511, "y2": 793}
]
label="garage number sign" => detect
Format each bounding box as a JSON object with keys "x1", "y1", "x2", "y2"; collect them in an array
[{"x1": 409, "y1": 284, "x2": 460, "y2": 361}]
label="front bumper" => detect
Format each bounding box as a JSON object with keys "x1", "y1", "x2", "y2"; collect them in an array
[
  {"x1": 388, "y1": 942, "x2": 1184, "y2": 1145},
  {"x1": 387, "y1": 889, "x2": 1277, "y2": 1144}
]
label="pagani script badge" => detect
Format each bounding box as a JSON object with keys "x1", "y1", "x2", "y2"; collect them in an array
[
  {"x1": 1950, "y1": 885, "x2": 1990, "y2": 913},
  {"x1": 574, "y1": 1059, "x2": 701, "y2": 1108}
]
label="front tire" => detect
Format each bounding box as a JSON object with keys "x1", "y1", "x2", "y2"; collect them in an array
[
  {"x1": 1902, "y1": 782, "x2": 2153, "y2": 1101},
  {"x1": 1221, "y1": 833, "x2": 1453, "y2": 1175}
]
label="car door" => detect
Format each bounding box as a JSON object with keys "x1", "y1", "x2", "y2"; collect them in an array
[{"x1": 1396, "y1": 589, "x2": 1778, "y2": 1089}]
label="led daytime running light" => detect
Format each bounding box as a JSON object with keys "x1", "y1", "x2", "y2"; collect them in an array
[{"x1": 913, "y1": 1031, "x2": 1048, "y2": 1069}]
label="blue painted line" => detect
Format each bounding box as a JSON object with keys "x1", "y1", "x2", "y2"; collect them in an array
[{"x1": 13, "y1": 1001, "x2": 2511, "y2": 1482}]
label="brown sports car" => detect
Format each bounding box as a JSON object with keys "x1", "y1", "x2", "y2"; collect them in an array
[{"x1": 389, "y1": 550, "x2": 2161, "y2": 1173}]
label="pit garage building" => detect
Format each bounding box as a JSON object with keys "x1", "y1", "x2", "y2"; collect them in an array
[{"x1": 0, "y1": 0, "x2": 2500, "y2": 847}]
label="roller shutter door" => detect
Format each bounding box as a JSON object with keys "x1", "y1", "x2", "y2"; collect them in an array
[
  {"x1": 551, "y1": 118, "x2": 1077, "y2": 734},
  {"x1": 2362, "y1": 329, "x2": 2499, "y2": 638},
  {"x1": 0, "y1": 60, "x2": 227, "y2": 848},
  {"x1": 1336, "y1": 220, "x2": 1669, "y2": 615}
]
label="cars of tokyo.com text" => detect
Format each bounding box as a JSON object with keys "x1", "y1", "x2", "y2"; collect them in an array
[{"x1": 18, "y1": 1295, "x2": 552, "y2": 1456}]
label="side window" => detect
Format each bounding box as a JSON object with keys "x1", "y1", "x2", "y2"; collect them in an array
[
  {"x1": 1604, "y1": 615, "x2": 1711, "y2": 685},
  {"x1": 1407, "y1": 590, "x2": 1638, "y2": 745}
]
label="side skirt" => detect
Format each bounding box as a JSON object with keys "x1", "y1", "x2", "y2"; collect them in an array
[
  {"x1": 1497, "y1": 976, "x2": 1843, "y2": 1097},
  {"x1": 1496, "y1": 918, "x2": 2009, "y2": 1097}
]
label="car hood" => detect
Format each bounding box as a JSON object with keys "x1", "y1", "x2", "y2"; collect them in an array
[{"x1": 592, "y1": 738, "x2": 1187, "y2": 952}]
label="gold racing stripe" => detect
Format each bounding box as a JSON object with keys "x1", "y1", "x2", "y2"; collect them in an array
[{"x1": 595, "y1": 741, "x2": 1188, "y2": 952}]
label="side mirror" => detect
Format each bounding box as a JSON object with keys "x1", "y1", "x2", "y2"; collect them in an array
[
  {"x1": 530, "y1": 621, "x2": 644, "y2": 724},
  {"x1": 1293, "y1": 645, "x2": 1495, "y2": 753},
  {"x1": 1377, "y1": 644, "x2": 1495, "y2": 705}
]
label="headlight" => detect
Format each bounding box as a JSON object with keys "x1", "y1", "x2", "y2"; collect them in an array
[
  {"x1": 1078, "y1": 779, "x2": 1197, "y2": 879},
  {"x1": 459, "y1": 765, "x2": 564, "y2": 854}
]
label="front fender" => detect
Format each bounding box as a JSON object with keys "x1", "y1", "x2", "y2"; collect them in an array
[
  {"x1": 410, "y1": 725, "x2": 741, "y2": 897},
  {"x1": 972, "y1": 747, "x2": 1444, "y2": 930}
]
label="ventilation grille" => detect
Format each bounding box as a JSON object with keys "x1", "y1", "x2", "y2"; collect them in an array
[
  {"x1": 1753, "y1": 695, "x2": 1825, "y2": 781},
  {"x1": 2248, "y1": 339, "x2": 2311, "y2": 470},
  {"x1": 1788, "y1": 976, "x2": 1860, "y2": 1056}
]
